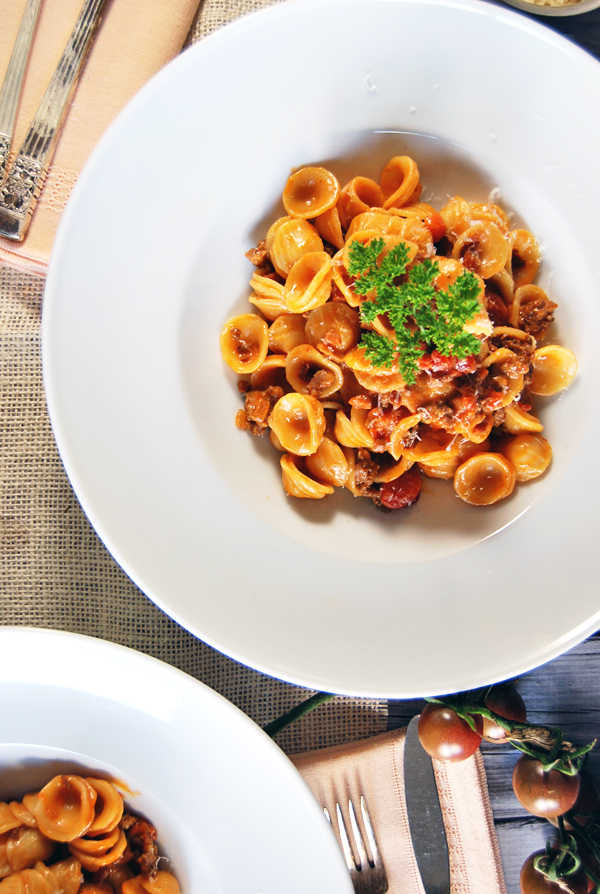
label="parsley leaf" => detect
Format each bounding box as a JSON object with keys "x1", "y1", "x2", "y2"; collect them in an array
[{"x1": 348, "y1": 237, "x2": 482, "y2": 385}]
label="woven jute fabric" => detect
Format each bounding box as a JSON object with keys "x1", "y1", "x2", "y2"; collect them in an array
[{"x1": 0, "y1": 0, "x2": 387, "y2": 754}]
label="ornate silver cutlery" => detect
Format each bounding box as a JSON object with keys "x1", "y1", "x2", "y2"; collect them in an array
[
  {"x1": 0, "y1": 0, "x2": 43, "y2": 187},
  {"x1": 0, "y1": 0, "x2": 108, "y2": 241}
]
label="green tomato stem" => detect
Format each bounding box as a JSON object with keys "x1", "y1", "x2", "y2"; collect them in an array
[{"x1": 262, "y1": 691, "x2": 335, "y2": 738}]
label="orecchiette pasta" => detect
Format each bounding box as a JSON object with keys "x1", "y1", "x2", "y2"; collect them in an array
[
  {"x1": 0, "y1": 776, "x2": 181, "y2": 894},
  {"x1": 221, "y1": 155, "x2": 577, "y2": 510}
]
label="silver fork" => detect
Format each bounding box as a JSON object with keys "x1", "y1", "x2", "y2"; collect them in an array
[
  {"x1": 325, "y1": 796, "x2": 389, "y2": 894},
  {"x1": 0, "y1": 0, "x2": 44, "y2": 186}
]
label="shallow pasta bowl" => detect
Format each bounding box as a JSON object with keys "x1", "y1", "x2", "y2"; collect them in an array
[
  {"x1": 42, "y1": 0, "x2": 600, "y2": 698},
  {"x1": 0, "y1": 628, "x2": 351, "y2": 894}
]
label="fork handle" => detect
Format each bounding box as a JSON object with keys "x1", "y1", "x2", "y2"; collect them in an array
[
  {"x1": 0, "y1": 0, "x2": 108, "y2": 241},
  {"x1": 0, "y1": 0, "x2": 43, "y2": 185}
]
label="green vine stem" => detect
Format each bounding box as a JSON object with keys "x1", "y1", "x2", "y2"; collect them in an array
[
  {"x1": 263, "y1": 691, "x2": 335, "y2": 738},
  {"x1": 425, "y1": 694, "x2": 596, "y2": 774}
]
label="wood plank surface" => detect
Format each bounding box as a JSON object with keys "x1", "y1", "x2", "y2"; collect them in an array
[{"x1": 388, "y1": 633, "x2": 600, "y2": 894}]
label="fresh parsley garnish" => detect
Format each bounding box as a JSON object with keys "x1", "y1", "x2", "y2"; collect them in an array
[{"x1": 347, "y1": 237, "x2": 482, "y2": 385}]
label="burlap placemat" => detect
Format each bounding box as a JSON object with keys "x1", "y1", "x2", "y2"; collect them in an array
[{"x1": 0, "y1": 0, "x2": 387, "y2": 754}]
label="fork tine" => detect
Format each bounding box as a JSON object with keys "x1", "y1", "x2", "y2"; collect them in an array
[
  {"x1": 348, "y1": 798, "x2": 369, "y2": 868},
  {"x1": 336, "y1": 802, "x2": 358, "y2": 873},
  {"x1": 325, "y1": 796, "x2": 389, "y2": 894},
  {"x1": 359, "y1": 796, "x2": 383, "y2": 868}
]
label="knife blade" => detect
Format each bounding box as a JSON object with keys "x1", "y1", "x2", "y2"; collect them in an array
[{"x1": 404, "y1": 714, "x2": 451, "y2": 894}]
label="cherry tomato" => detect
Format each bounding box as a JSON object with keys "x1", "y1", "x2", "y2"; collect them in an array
[
  {"x1": 482, "y1": 684, "x2": 527, "y2": 742},
  {"x1": 549, "y1": 772, "x2": 600, "y2": 830},
  {"x1": 512, "y1": 755, "x2": 580, "y2": 819},
  {"x1": 418, "y1": 704, "x2": 483, "y2": 762},
  {"x1": 379, "y1": 467, "x2": 421, "y2": 510},
  {"x1": 520, "y1": 849, "x2": 589, "y2": 894},
  {"x1": 423, "y1": 208, "x2": 447, "y2": 243}
]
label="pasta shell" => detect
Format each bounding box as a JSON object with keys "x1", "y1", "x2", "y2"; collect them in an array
[
  {"x1": 439, "y1": 195, "x2": 472, "y2": 242},
  {"x1": 507, "y1": 229, "x2": 540, "y2": 288},
  {"x1": 499, "y1": 434, "x2": 552, "y2": 482},
  {"x1": 504, "y1": 403, "x2": 543, "y2": 434},
  {"x1": 51, "y1": 858, "x2": 84, "y2": 894},
  {"x1": 249, "y1": 272, "x2": 286, "y2": 301},
  {"x1": 248, "y1": 293, "x2": 288, "y2": 321},
  {"x1": 384, "y1": 208, "x2": 434, "y2": 256},
  {"x1": 280, "y1": 455, "x2": 334, "y2": 499},
  {"x1": 86, "y1": 780, "x2": 123, "y2": 836},
  {"x1": 451, "y1": 220, "x2": 510, "y2": 279},
  {"x1": 337, "y1": 177, "x2": 385, "y2": 230},
  {"x1": 268, "y1": 393, "x2": 326, "y2": 455},
  {"x1": 34, "y1": 776, "x2": 97, "y2": 842},
  {"x1": 268, "y1": 314, "x2": 307, "y2": 354},
  {"x1": 471, "y1": 201, "x2": 511, "y2": 234},
  {"x1": 69, "y1": 831, "x2": 127, "y2": 871},
  {"x1": 528, "y1": 345, "x2": 577, "y2": 396},
  {"x1": 402, "y1": 427, "x2": 459, "y2": 465},
  {"x1": 334, "y1": 407, "x2": 376, "y2": 451},
  {"x1": 269, "y1": 219, "x2": 323, "y2": 277},
  {"x1": 220, "y1": 314, "x2": 269, "y2": 374},
  {"x1": 0, "y1": 805, "x2": 22, "y2": 835},
  {"x1": 374, "y1": 455, "x2": 412, "y2": 483},
  {"x1": 314, "y1": 206, "x2": 344, "y2": 250},
  {"x1": 284, "y1": 252, "x2": 332, "y2": 313},
  {"x1": 285, "y1": 345, "x2": 343, "y2": 398},
  {"x1": 5, "y1": 829, "x2": 55, "y2": 873},
  {"x1": 509, "y1": 284, "x2": 555, "y2": 334},
  {"x1": 305, "y1": 302, "x2": 361, "y2": 360},
  {"x1": 380, "y1": 156, "x2": 420, "y2": 209},
  {"x1": 345, "y1": 210, "x2": 405, "y2": 241},
  {"x1": 282, "y1": 167, "x2": 340, "y2": 219},
  {"x1": 304, "y1": 437, "x2": 349, "y2": 487},
  {"x1": 265, "y1": 216, "x2": 291, "y2": 252},
  {"x1": 136, "y1": 872, "x2": 182, "y2": 894},
  {"x1": 331, "y1": 254, "x2": 361, "y2": 307},
  {"x1": 454, "y1": 453, "x2": 517, "y2": 505},
  {"x1": 388, "y1": 413, "x2": 422, "y2": 461},
  {"x1": 250, "y1": 355, "x2": 287, "y2": 391}
]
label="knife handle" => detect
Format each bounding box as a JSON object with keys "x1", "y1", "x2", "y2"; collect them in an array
[{"x1": 0, "y1": 0, "x2": 108, "y2": 241}]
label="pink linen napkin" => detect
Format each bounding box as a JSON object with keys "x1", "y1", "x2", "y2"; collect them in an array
[
  {"x1": 292, "y1": 727, "x2": 507, "y2": 894},
  {"x1": 0, "y1": 0, "x2": 199, "y2": 276}
]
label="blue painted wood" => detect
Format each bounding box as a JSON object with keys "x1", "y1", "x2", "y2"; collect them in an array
[{"x1": 388, "y1": 634, "x2": 600, "y2": 894}]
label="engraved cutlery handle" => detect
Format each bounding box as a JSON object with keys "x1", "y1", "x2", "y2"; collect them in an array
[
  {"x1": 0, "y1": 0, "x2": 108, "y2": 241},
  {"x1": 0, "y1": 0, "x2": 43, "y2": 185}
]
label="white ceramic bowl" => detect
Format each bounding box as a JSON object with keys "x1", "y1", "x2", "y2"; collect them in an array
[
  {"x1": 0, "y1": 628, "x2": 351, "y2": 894},
  {"x1": 43, "y1": 0, "x2": 600, "y2": 698}
]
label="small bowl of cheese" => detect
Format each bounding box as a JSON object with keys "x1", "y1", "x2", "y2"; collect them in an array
[{"x1": 501, "y1": 0, "x2": 600, "y2": 17}]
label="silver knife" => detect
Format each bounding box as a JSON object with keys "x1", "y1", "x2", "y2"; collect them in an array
[
  {"x1": 0, "y1": 0, "x2": 108, "y2": 241},
  {"x1": 404, "y1": 714, "x2": 451, "y2": 894}
]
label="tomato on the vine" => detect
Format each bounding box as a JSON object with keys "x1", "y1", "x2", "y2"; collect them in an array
[
  {"x1": 549, "y1": 773, "x2": 600, "y2": 831},
  {"x1": 513, "y1": 755, "x2": 581, "y2": 819},
  {"x1": 418, "y1": 703, "x2": 483, "y2": 762},
  {"x1": 520, "y1": 849, "x2": 589, "y2": 894},
  {"x1": 483, "y1": 684, "x2": 527, "y2": 742}
]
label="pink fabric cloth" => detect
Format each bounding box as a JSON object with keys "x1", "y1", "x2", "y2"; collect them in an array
[
  {"x1": 292, "y1": 728, "x2": 507, "y2": 894},
  {"x1": 0, "y1": 0, "x2": 199, "y2": 275}
]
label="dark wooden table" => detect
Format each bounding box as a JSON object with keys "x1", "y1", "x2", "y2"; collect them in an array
[
  {"x1": 387, "y1": 9, "x2": 600, "y2": 892},
  {"x1": 389, "y1": 634, "x2": 600, "y2": 892}
]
